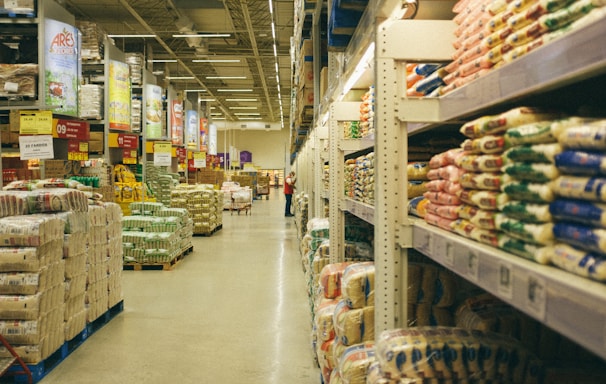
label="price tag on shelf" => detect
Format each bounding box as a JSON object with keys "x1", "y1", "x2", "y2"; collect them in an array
[
  {"x1": 466, "y1": 251, "x2": 479, "y2": 282},
  {"x1": 497, "y1": 262, "x2": 513, "y2": 299},
  {"x1": 444, "y1": 242, "x2": 454, "y2": 267},
  {"x1": 525, "y1": 275, "x2": 547, "y2": 321}
]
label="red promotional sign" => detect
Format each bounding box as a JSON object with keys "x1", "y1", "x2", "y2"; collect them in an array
[
  {"x1": 53, "y1": 119, "x2": 90, "y2": 140},
  {"x1": 176, "y1": 147, "x2": 187, "y2": 163}
]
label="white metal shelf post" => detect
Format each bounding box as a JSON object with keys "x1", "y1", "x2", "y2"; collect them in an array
[
  {"x1": 328, "y1": 102, "x2": 345, "y2": 263},
  {"x1": 374, "y1": 26, "x2": 406, "y2": 333}
]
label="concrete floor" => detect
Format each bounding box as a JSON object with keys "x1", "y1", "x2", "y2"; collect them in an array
[{"x1": 40, "y1": 192, "x2": 320, "y2": 384}]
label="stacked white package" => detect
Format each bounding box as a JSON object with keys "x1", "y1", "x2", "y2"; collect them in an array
[
  {"x1": 78, "y1": 84, "x2": 103, "y2": 120},
  {"x1": 0, "y1": 215, "x2": 66, "y2": 364},
  {"x1": 86, "y1": 205, "x2": 109, "y2": 322},
  {"x1": 59, "y1": 211, "x2": 90, "y2": 342},
  {"x1": 104, "y1": 203, "x2": 123, "y2": 308}
]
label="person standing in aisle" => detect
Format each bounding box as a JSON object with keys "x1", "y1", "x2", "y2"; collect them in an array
[{"x1": 284, "y1": 171, "x2": 296, "y2": 217}]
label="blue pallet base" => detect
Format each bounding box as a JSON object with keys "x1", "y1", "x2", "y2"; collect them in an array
[{"x1": 6, "y1": 300, "x2": 124, "y2": 383}]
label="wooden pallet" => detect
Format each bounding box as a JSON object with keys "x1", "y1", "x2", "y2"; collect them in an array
[{"x1": 122, "y1": 246, "x2": 193, "y2": 271}]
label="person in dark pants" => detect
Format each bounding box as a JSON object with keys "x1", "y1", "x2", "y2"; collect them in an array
[{"x1": 284, "y1": 171, "x2": 296, "y2": 217}]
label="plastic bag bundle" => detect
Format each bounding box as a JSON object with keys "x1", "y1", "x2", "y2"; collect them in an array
[{"x1": 375, "y1": 326, "x2": 543, "y2": 382}]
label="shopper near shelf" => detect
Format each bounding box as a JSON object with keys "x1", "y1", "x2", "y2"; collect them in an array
[{"x1": 284, "y1": 171, "x2": 296, "y2": 217}]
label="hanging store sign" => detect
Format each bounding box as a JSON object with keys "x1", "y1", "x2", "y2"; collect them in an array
[
  {"x1": 108, "y1": 60, "x2": 131, "y2": 131},
  {"x1": 123, "y1": 149, "x2": 137, "y2": 165},
  {"x1": 19, "y1": 110, "x2": 53, "y2": 135},
  {"x1": 45, "y1": 19, "x2": 78, "y2": 117},
  {"x1": 193, "y1": 152, "x2": 206, "y2": 168},
  {"x1": 146, "y1": 84, "x2": 163, "y2": 139},
  {"x1": 185, "y1": 110, "x2": 199, "y2": 150},
  {"x1": 153, "y1": 141, "x2": 172, "y2": 166},
  {"x1": 67, "y1": 140, "x2": 88, "y2": 161},
  {"x1": 108, "y1": 132, "x2": 138, "y2": 149},
  {"x1": 52, "y1": 119, "x2": 89, "y2": 140},
  {"x1": 19, "y1": 135, "x2": 54, "y2": 160},
  {"x1": 170, "y1": 100, "x2": 184, "y2": 145}
]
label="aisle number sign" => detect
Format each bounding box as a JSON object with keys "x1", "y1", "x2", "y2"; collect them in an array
[
  {"x1": 19, "y1": 111, "x2": 53, "y2": 135},
  {"x1": 193, "y1": 152, "x2": 206, "y2": 168},
  {"x1": 67, "y1": 140, "x2": 89, "y2": 161},
  {"x1": 53, "y1": 119, "x2": 89, "y2": 140},
  {"x1": 108, "y1": 133, "x2": 138, "y2": 149},
  {"x1": 154, "y1": 141, "x2": 172, "y2": 166},
  {"x1": 19, "y1": 135, "x2": 54, "y2": 160}
]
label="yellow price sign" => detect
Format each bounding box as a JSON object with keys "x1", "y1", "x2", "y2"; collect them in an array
[
  {"x1": 20, "y1": 111, "x2": 53, "y2": 135},
  {"x1": 154, "y1": 141, "x2": 172, "y2": 153}
]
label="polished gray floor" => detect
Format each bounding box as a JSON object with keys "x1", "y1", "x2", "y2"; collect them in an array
[{"x1": 41, "y1": 191, "x2": 319, "y2": 383}]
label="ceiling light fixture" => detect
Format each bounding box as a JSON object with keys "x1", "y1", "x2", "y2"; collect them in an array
[
  {"x1": 192, "y1": 59, "x2": 241, "y2": 63},
  {"x1": 148, "y1": 59, "x2": 177, "y2": 63},
  {"x1": 217, "y1": 89, "x2": 252, "y2": 92},
  {"x1": 173, "y1": 33, "x2": 230, "y2": 38},
  {"x1": 225, "y1": 98, "x2": 258, "y2": 102},
  {"x1": 108, "y1": 34, "x2": 156, "y2": 38},
  {"x1": 206, "y1": 76, "x2": 247, "y2": 80},
  {"x1": 165, "y1": 76, "x2": 195, "y2": 80}
]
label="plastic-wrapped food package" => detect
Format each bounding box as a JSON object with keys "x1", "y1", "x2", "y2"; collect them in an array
[
  {"x1": 460, "y1": 172, "x2": 503, "y2": 190},
  {"x1": 457, "y1": 205, "x2": 497, "y2": 229},
  {"x1": 319, "y1": 263, "x2": 353, "y2": 299},
  {"x1": 460, "y1": 107, "x2": 562, "y2": 139},
  {"x1": 549, "y1": 199, "x2": 606, "y2": 227},
  {"x1": 552, "y1": 176, "x2": 606, "y2": 202},
  {"x1": 375, "y1": 326, "x2": 543, "y2": 382},
  {"x1": 550, "y1": 243, "x2": 606, "y2": 281},
  {"x1": 497, "y1": 234, "x2": 553, "y2": 263},
  {"x1": 500, "y1": 200, "x2": 552, "y2": 222},
  {"x1": 338, "y1": 342, "x2": 376, "y2": 384},
  {"x1": 552, "y1": 222, "x2": 606, "y2": 255},
  {"x1": 494, "y1": 213, "x2": 555, "y2": 245},
  {"x1": 426, "y1": 202, "x2": 460, "y2": 220},
  {"x1": 315, "y1": 300, "x2": 338, "y2": 342},
  {"x1": 333, "y1": 300, "x2": 374, "y2": 346},
  {"x1": 501, "y1": 180, "x2": 555, "y2": 202},
  {"x1": 502, "y1": 162, "x2": 560, "y2": 182},
  {"x1": 341, "y1": 262, "x2": 374, "y2": 309},
  {"x1": 407, "y1": 162, "x2": 430, "y2": 180},
  {"x1": 0, "y1": 215, "x2": 64, "y2": 247},
  {"x1": 450, "y1": 219, "x2": 500, "y2": 246},
  {"x1": 503, "y1": 142, "x2": 563, "y2": 163}
]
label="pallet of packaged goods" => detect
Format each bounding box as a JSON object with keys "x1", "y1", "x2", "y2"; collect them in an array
[{"x1": 122, "y1": 202, "x2": 194, "y2": 269}]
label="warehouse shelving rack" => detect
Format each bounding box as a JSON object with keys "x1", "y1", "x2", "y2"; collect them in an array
[{"x1": 292, "y1": 0, "x2": 606, "y2": 363}]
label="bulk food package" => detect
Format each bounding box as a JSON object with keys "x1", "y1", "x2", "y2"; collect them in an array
[{"x1": 0, "y1": 184, "x2": 123, "y2": 364}]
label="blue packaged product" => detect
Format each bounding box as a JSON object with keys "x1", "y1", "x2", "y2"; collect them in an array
[
  {"x1": 550, "y1": 199, "x2": 606, "y2": 228},
  {"x1": 552, "y1": 222, "x2": 606, "y2": 256},
  {"x1": 555, "y1": 150, "x2": 606, "y2": 175}
]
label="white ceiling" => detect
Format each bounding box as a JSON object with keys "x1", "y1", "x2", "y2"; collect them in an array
[{"x1": 61, "y1": 0, "x2": 295, "y2": 127}]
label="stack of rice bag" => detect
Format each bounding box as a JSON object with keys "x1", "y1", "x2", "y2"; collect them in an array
[
  {"x1": 314, "y1": 262, "x2": 375, "y2": 384},
  {"x1": 359, "y1": 86, "x2": 374, "y2": 137},
  {"x1": 371, "y1": 326, "x2": 543, "y2": 382},
  {"x1": 442, "y1": 0, "x2": 606, "y2": 95},
  {"x1": 549, "y1": 118, "x2": 606, "y2": 281},
  {"x1": 407, "y1": 262, "x2": 458, "y2": 327},
  {"x1": 460, "y1": 107, "x2": 562, "y2": 259},
  {"x1": 423, "y1": 149, "x2": 465, "y2": 232}
]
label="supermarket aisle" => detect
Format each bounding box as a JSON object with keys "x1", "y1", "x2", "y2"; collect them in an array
[{"x1": 40, "y1": 193, "x2": 320, "y2": 383}]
